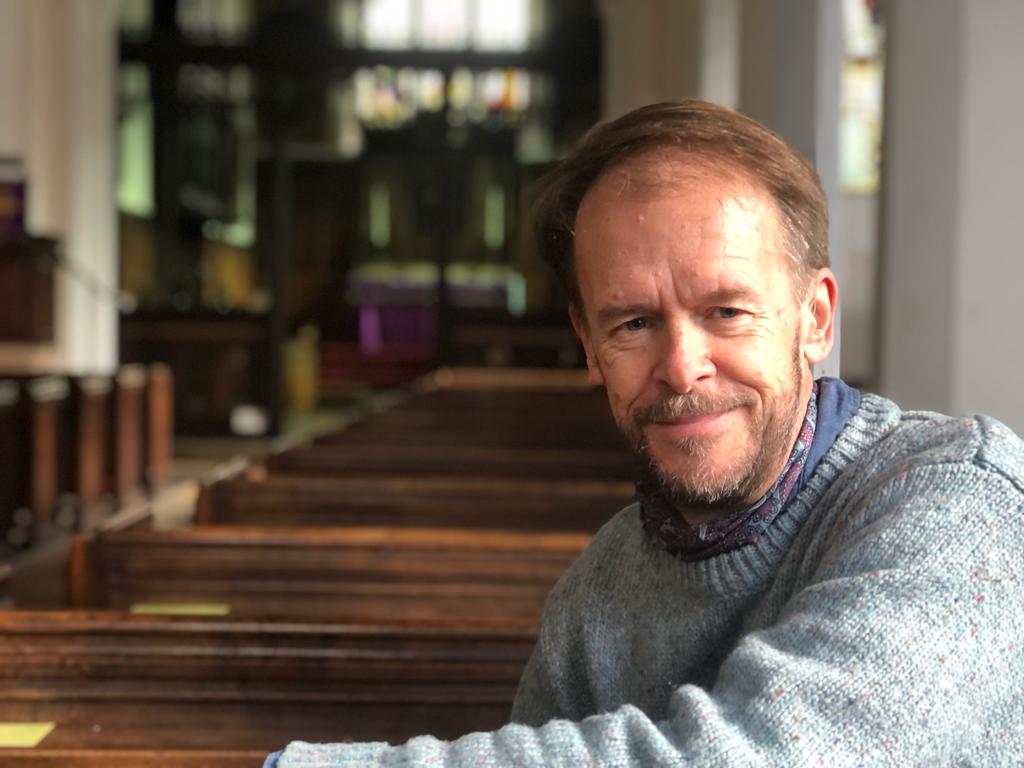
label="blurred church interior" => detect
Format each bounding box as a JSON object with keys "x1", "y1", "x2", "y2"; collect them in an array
[{"x1": 0, "y1": 0, "x2": 1020, "y2": 758}]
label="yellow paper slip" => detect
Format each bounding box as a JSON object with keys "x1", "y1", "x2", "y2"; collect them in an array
[
  {"x1": 130, "y1": 602, "x2": 231, "y2": 616},
  {"x1": 0, "y1": 722, "x2": 56, "y2": 748}
]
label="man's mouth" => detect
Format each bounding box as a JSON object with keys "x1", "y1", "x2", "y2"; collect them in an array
[{"x1": 648, "y1": 409, "x2": 733, "y2": 440}]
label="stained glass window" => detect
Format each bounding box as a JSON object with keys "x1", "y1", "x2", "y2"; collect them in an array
[
  {"x1": 363, "y1": 0, "x2": 414, "y2": 49},
  {"x1": 839, "y1": 0, "x2": 884, "y2": 193},
  {"x1": 117, "y1": 0, "x2": 152, "y2": 39},
  {"x1": 419, "y1": 0, "x2": 470, "y2": 50},
  {"x1": 473, "y1": 0, "x2": 530, "y2": 51},
  {"x1": 117, "y1": 66, "x2": 154, "y2": 218},
  {"x1": 177, "y1": 0, "x2": 252, "y2": 43},
  {"x1": 357, "y1": 0, "x2": 532, "y2": 52}
]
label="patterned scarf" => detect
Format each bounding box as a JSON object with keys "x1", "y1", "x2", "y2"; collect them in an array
[{"x1": 638, "y1": 384, "x2": 818, "y2": 561}]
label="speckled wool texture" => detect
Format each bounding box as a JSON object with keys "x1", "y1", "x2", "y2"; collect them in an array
[{"x1": 274, "y1": 393, "x2": 1024, "y2": 767}]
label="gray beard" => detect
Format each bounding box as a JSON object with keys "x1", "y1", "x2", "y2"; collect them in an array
[{"x1": 629, "y1": 352, "x2": 807, "y2": 516}]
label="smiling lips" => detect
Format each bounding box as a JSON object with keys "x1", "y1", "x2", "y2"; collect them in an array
[{"x1": 649, "y1": 409, "x2": 733, "y2": 440}]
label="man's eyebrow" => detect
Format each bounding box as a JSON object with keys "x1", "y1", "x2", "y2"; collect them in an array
[{"x1": 702, "y1": 286, "x2": 762, "y2": 304}]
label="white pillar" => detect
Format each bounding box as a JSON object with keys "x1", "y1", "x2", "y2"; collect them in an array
[
  {"x1": 738, "y1": 0, "x2": 845, "y2": 378},
  {"x1": 698, "y1": 0, "x2": 740, "y2": 108},
  {"x1": 879, "y1": 0, "x2": 1024, "y2": 433},
  {"x1": 598, "y1": 0, "x2": 702, "y2": 120},
  {"x1": 0, "y1": 0, "x2": 26, "y2": 156},
  {"x1": 0, "y1": 0, "x2": 118, "y2": 375},
  {"x1": 64, "y1": 0, "x2": 119, "y2": 375}
]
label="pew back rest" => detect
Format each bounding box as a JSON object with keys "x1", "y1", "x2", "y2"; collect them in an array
[
  {"x1": 68, "y1": 526, "x2": 589, "y2": 621},
  {"x1": 196, "y1": 471, "x2": 635, "y2": 531}
]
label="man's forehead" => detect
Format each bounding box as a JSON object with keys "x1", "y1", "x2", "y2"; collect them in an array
[
  {"x1": 575, "y1": 155, "x2": 784, "y2": 256},
  {"x1": 584, "y1": 148, "x2": 759, "y2": 201},
  {"x1": 572, "y1": 153, "x2": 799, "y2": 314}
]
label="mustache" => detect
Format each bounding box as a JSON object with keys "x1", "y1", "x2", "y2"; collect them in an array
[{"x1": 632, "y1": 391, "x2": 755, "y2": 429}]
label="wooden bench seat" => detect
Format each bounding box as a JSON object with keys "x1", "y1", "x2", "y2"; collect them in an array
[
  {"x1": 0, "y1": 610, "x2": 535, "y2": 759},
  {"x1": 67, "y1": 526, "x2": 588, "y2": 622},
  {"x1": 0, "y1": 748, "x2": 266, "y2": 766},
  {"x1": 316, "y1": 416, "x2": 624, "y2": 451},
  {"x1": 196, "y1": 471, "x2": 634, "y2": 531},
  {"x1": 267, "y1": 442, "x2": 633, "y2": 482}
]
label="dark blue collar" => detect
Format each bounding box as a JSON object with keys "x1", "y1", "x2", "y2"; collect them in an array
[
  {"x1": 637, "y1": 377, "x2": 861, "y2": 561},
  {"x1": 801, "y1": 377, "x2": 861, "y2": 488}
]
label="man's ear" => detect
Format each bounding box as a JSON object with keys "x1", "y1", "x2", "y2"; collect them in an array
[
  {"x1": 802, "y1": 267, "x2": 838, "y2": 367},
  {"x1": 569, "y1": 304, "x2": 605, "y2": 387}
]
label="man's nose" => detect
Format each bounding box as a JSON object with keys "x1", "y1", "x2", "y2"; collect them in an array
[{"x1": 654, "y1": 321, "x2": 715, "y2": 394}]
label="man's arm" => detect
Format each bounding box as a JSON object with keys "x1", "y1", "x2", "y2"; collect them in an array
[{"x1": 270, "y1": 464, "x2": 1024, "y2": 767}]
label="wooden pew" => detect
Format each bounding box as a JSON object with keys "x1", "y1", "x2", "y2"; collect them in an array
[
  {"x1": 111, "y1": 365, "x2": 147, "y2": 504},
  {"x1": 4, "y1": 375, "x2": 118, "y2": 535},
  {"x1": 266, "y1": 367, "x2": 631, "y2": 481},
  {"x1": 197, "y1": 468, "x2": 634, "y2": 532},
  {"x1": 363, "y1": 388, "x2": 618, "y2": 440},
  {"x1": 315, "y1": 409, "x2": 623, "y2": 450},
  {"x1": 66, "y1": 525, "x2": 588, "y2": 623},
  {"x1": 0, "y1": 610, "x2": 535, "y2": 761},
  {"x1": 144, "y1": 363, "x2": 174, "y2": 490},
  {"x1": 0, "y1": 375, "x2": 75, "y2": 545},
  {"x1": 267, "y1": 441, "x2": 633, "y2": 481},
  {"x1": 0, "y1": 378, "x2": 29, "y2": 549},
  {"x1": 0, "y1": 751, "x2": 263, "y2": 767},
  {"x1": 70, "y1": 376, "x2": 115, "y2": 532},
  {"x1": 25, "y1": 376, "x2": 72, "y2": 534}
]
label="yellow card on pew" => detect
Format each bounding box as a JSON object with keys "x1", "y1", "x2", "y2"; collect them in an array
[
  {"x1": 0, "y1": 722, "x2": 55, "y2": 748},
  {"x1": 130, "y1": 602, "x2": 231, "y2": 616}
]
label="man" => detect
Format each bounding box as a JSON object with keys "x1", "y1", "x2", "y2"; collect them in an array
[{"x1": 267, "y1": 100, "x2": 1024, "y2": 766}]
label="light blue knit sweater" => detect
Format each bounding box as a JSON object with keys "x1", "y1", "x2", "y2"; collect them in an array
[{"x1": 273, "y1": 393, "x2": 1024, "y2": 766}]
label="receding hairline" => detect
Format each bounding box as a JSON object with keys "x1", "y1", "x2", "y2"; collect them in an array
[
  {"x1": 533, "y1": 101, "x2": 831, "y2": 311},
  {"x1": 576, "y1": 147, "x2": 795, "y2": 228},
  {"x1": 568, "y1": 147, "x2": 819, "y2": 317}
]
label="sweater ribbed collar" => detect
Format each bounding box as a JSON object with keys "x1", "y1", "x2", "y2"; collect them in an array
[
  {"x1": 633, "y1": 388, "x2": 898, "y2": 597},
  {"x1": 638, "y1": 384, "x2": 818, "y2": 561}
]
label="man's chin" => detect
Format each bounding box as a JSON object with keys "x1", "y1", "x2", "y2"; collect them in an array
[{"x1": 638, "y1": 444, "x2": 756, "y2": 510}]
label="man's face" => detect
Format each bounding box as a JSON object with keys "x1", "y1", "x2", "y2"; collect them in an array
[{"x1": 571, "y1": 154, "x2": 835, "y2": 518}]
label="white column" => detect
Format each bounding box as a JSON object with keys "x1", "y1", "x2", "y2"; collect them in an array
[
  {"x1": 879, "y1": 0, "x2": 1024, "y2": 433},
  {"x1": 64, "y1": 0, "x2": 119, "y2": 375},
  {"x1": 0, "y1": 0, "x2": 118, "y2": 375},
  {"x1": 738, "y1": 0, "x2": 845, "y2": 378},
  {"x1": 698, "y1": 0, "x2": 739, "y2": 108},
  {"x1": 0, "y1": 0, "x2": 26, "y2": 157},
  {"x1": 598, "y1": 0, "x2": 702, "y2": 120}
]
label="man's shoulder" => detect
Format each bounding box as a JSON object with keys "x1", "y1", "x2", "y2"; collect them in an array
[
  {"x1": 858, "y1": 395, "x2": 1024, "y2": 491},
  {"x1": 815, "y1": 395, "x2": 1024, "y2": 553},
  {"x1": 791, "y1": 397, "x2": 1024, "y2": 584}
]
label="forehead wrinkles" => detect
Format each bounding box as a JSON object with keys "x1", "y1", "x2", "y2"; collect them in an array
[
  {"x1": 580, "y1": 163, "x2": 781, "y2": 259},
  {"x1": 586, "y1": 155, "x2": 779, "y2": 229},
  {"x1": 590, "y1": 151, "x2": 811, "y2": 294},
  {"x1": 573, "y1": 155, "x2": 800, "y2": 315}
]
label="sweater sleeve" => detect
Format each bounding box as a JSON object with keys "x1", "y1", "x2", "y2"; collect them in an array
[{"x1": 271, "y1": 462, "x2": 1024, "y2": 767}]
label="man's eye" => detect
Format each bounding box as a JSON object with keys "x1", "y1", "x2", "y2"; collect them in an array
[
  {"x1": 711, "y1": 307, "x2": 743, "y2": 319},
  {"x1": 621, "y1": 317, "x2": 648, "y2": 332}
]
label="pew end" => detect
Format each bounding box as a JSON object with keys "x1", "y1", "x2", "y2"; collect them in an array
[{"x1": 66, "y1": 535, "x2": 98, "y2": 609}]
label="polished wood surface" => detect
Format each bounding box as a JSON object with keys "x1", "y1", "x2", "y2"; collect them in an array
[
  {"x1": 145, "y1": 363, "x2": 175, "y2": 489},
  {"x1": 67, "y1": 525, "x2": 586, "y2": 622},
  {"x1": 112, "y1": 366, "x2": 147, "y2": 503},
  {"x1": 197, "y1": 471, "x2": 632, "y2": 531},
  {"x1": 1, "y1": 367, "x2": 625, "y2": 765},
  {"x1": 0, "y1": 611, "x2": 535, "y2": 751}
]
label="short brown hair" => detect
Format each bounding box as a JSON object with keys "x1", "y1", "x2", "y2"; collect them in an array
[{"x1": 532, "y1": 100, "x2": 830, "y2": 307}]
